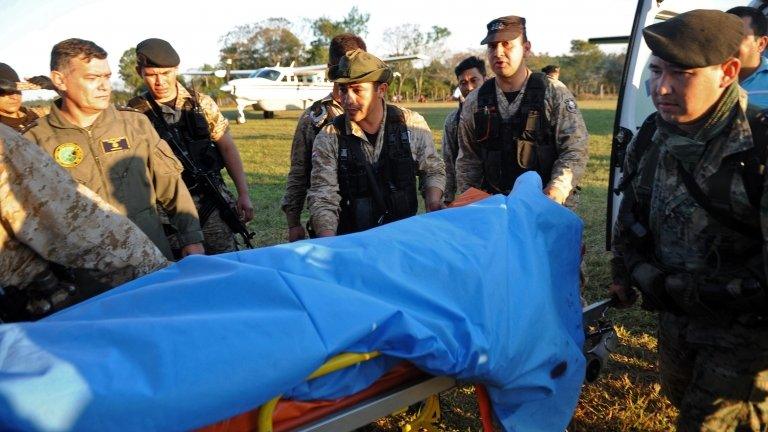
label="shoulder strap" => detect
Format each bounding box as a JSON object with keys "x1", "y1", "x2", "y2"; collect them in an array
[
  {"x1": 676, "y1": 159, "x2": 761, "y2": 238},
  {"x1": 331, "y1": 111, "x2": 346, "y2": 133},
  {"x1": 521, "y1": 72, "x2": 547, "y2": 111},
  {"x1": 745, "y1": 105, "x2": 768, "y2": 209},
  {"x1": 614, "y1": 113, "x2": 658, "y2": 193},
  {"x1": 126, "y1": 94, "x2": 152, "y2": 113},
  {"x1": 17, "y1": 119, "x2": 38, "y2": 135},
  {"x1": 476, "y1": 79, "x2": 496, "y2": 110}
]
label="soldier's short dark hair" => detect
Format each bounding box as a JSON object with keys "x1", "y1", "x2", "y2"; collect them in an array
[
  {"x1": 454, "y1": 56, "x2": 486, "y2": 78},
  {"x1": 329, "y1": 34, "x2": 367, "y2": 66},
  {"x1": 542, "y1": 65, "x2": 560, "y2": 75},
  {"x1": 50, "y1": 38, "x2": 107, "y2": 71},
  {"x1": 727, "y1": 6, "x2": 768, "y2": 37}
]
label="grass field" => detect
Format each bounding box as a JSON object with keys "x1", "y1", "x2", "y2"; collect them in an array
[{"x1": 222, "y1": 99, "x2": 676, "y2": 431}]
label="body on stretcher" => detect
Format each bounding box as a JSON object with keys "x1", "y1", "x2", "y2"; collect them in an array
[{"x1": 199, "y1": 189, "x2": 619, "y2": 432}]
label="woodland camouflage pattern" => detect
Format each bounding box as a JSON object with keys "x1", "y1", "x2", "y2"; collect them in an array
[{"x1": 613, "y1": 92, "x2": 768, "y2": 431}]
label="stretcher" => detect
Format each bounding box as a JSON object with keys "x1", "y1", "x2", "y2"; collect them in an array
[
  {"x1": 198, "y1": 190, "x2": 619, "y2": 432},
  {"x1": 198, "y1": 299, "x2": 617, "y2": 432}
]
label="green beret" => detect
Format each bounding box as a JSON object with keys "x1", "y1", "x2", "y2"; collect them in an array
[
  {"x1": 136, "y1": 38, "x2": 180, "y2": 68},
  {"x1": 331, "y1": 49, "x2": 393, "y2": 84},
  {"x1": 642, "y1": 9, "x2": 745, "y2": 68}
]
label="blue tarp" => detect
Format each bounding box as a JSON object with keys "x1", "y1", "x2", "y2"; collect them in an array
[{"x1": 0, "y1": 172, "x2": 585, "y2": 432}]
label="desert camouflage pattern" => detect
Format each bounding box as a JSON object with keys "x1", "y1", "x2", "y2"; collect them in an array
[
  {"x1": 442, "y1": 106, "x2": 461, "y2": 203},
  {"x1": 24, "y1": 101, "x2": 203, "y2": 260},
  {"x1": 0, "y1": 124, "x2": 168, "y2": 289},
  {"x1": 613, "y1": 92, "x2": 768, "y2": 431},
  {"x1": 308, "y1": 102, "x2": 446, "y2": 234},
  {"x1": 455, "y1": 72, "x2": 589, "y2": 200},
  {"x1": 281, "y1": 94, "x2": 343, "y2": 227}
]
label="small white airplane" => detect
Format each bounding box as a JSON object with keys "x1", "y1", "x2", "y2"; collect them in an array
[{"x1": 183, "y1": 55, "x2": 427, "y2": 123}]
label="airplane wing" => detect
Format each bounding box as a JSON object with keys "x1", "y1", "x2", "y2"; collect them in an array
[
  {"x1": 180, "y1": 69, "x2": 257, "y2": 78},
  {"x1": 381, "y1": 54, "x2": 429, "y2": 63},
  {"x1": 289, "y1": 54, "x2": 429, "y2": 74}
]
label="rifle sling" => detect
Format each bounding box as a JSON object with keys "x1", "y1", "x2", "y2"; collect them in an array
[{"x1": 675, "y1": 159, "x2": 761, "y2": 238}]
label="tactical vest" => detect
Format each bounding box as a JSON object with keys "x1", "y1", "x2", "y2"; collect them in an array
[
  {"x1": 129, "y1": 90, "x2": 224, "y2": 186},
  {"x1": 473, "y1": 73, "x2": 555, "y2": 194},
  {"x1": 618, "y1": 108, "x2": 767, "y2": 287},
  {"x1": 333, "y1": 104, "x2": 418, "y2": 234}
]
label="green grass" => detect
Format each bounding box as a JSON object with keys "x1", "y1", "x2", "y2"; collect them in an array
[{"x1": 223, "y1": 99, "x2": 676, "y2": 431}]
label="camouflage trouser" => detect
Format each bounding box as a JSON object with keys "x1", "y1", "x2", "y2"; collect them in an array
[
  {"x1": 160, "y1": 186, "x2": 238, "y2": 256},
  {"x1": 658, "y1": 312, "x2": 768, "y2": 432}
]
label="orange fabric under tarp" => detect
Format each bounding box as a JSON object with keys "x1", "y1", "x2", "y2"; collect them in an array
[
  {"x1": 198, "y1": 362, "x2": 426, "y2": 432},
  {"x1": 448, "y1": 188, "x2": 491, "y2": 208}
]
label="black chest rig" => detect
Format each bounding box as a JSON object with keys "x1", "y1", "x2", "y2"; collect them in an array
[
  {"x1": 473, "y1": 73, "x2": 554, "y2": 194},
  {"x1": 129, "y1": 91, "x2": 224, "y2": 187},
  {"x1": 334, "y1": 105, "x2": 418, "y2": 234}
]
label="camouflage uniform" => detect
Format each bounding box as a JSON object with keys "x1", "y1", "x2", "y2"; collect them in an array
[
  {"x1": 23, "y1": 100, "x2": 203, "y2": 260},
  {"x1": 0, "y1": 124, "x2": 168, "y2": 290},
  {"x1": 308, "y1": 103, "x2": 446, "y2": 234},
  {"x1": 441, "y1": 106, "x2": 461, "y2": 203},
  {"x1": 455, "y1": 73, "x2": 589, "y2": 207},
  {"x1": 130, "y1": 83, "x2": 237, "y2": 254},
  {"x1": 281, "y1": 94, "x2": 343, "y2": 228},
  {"x1": 613, "y1": 92, "x2": 768, "y2": 431}
]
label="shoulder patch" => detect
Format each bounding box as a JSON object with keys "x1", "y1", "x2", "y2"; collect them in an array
[{"x1": 565, "y1": 99, "x2": 578, "y2": 113}]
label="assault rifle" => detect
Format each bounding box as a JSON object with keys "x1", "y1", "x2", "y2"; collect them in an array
[{"x1": 144, "y1": 96, "x2": 255, "y2": 249}]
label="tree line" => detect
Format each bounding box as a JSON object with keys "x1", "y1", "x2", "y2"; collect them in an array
[{"x1": 116, "y1": 8, "x2": 626, "y2": 102}]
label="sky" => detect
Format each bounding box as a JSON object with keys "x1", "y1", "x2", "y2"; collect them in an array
[{"x1": 0, "y1": 0, "x2": 740, "y2": 87}]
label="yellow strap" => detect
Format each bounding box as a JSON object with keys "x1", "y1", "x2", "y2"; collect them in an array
[
  {"x1": 258, "y1": 351, "x2": 381, "y2": 432},
  {"x1": 401, "y1": 394, "x2": 441, "y2": 432}
]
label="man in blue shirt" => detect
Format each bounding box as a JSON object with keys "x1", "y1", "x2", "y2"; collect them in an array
[{"x1": 729, "y1": 6, "x2": 768, "y2": 107}]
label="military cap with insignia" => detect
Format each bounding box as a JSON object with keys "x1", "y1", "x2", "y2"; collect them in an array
[
  {"x1": 480, "y1": 16, "x2": 526, "y2": 45},
  {"x1": 0, "y1": 63, "x2": 41, "y2": 92},
  {"x1": 642, "y1": 9, "x2": 745, "y2": 68},
  {"x1": 330, "y1": 49, "x2": 393, "y2": 84},
  {"x1": 136, "y1": 38, "x2": 180, "y2": 68}
]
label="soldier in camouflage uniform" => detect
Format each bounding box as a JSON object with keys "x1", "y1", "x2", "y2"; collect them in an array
[
  {"x1": 308, "y1": 49, "x2": 445, "y2": 236},
  {"x1": 610, "y1": 10, "x2": 768, "y2": 431},
  {"x1": 456, "y1": 16, "x2": 588, "y2": 207},
  {"x1": 24, "y1": 38, "x2": 204, "y2": 260},
  {"x1": 281, "y1": 34, "x2": 366, "y2": 241},
  {"x1": 442, "y1": 56, "x2": 486, "y2": 204},
  {"x1": 0, "y1": 123, "x2": 168, "y2": 322},
  {"x1": 129, "y1": 38, "x2": 253, "y2": 255},
  {"x1": 0, "y1": 63, "x2": 51, "y2": 133}
]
